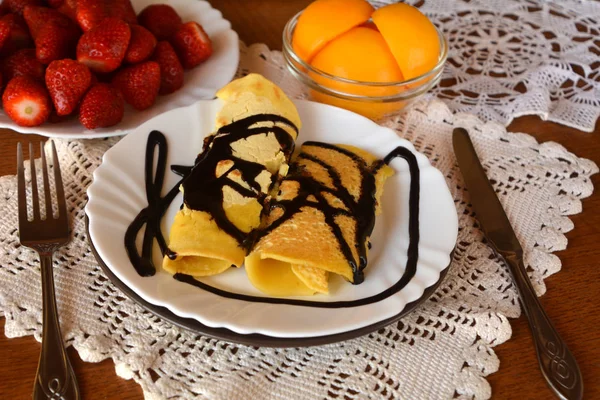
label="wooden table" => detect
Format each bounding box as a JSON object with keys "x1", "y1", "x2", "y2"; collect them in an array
[{"x1": 1, "y1": 1, "x2": 599, "y2": 399}]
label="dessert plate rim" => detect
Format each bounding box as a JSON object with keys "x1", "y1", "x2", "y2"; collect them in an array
[{"x1": 86, "y1": 218, "x2": 452, "y2": 347}]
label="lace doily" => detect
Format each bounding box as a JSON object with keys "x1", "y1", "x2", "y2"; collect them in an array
[
  {"x1": 370, "y1": 0, "x2": 600, "y2": 132},
  {"x1": 0, "y1": 41, "x2": 597, "y2": 400}
]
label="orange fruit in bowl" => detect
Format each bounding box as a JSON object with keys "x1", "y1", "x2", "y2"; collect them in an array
[
  {"x1": 359, "y1": 21, "x2": 378, "y2": 31},
  {"x1": 310, "y1": 27, "x2": 403, "y2": 91},
  {"x1": 309, "y1": 27, "x2": 405, "y2": 119},
  {"x1": 290, "y1": 0, "x2": 442, "y2": 119},
  {"x1": 372, "y1": 3, "x2": 440, "y2": 80},
  {"x1": 292, "y1": 0, "x2": 374, "y2": 63}
]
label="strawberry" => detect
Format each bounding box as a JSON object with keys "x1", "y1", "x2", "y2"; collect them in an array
[
  {"x1": 112, "y1": 61, "x2": 160, "y2": 110},
  {"x1": 45, "y1": 59, "x2": 92, "y2": 115},
  {"x1": 76, "y1": 0, "x2": 136, "y2": 32},
  {"x1": 77, "y1": 18, "x2": 130, "y2": 73},
  {"x1": 79, "y1": 83, "x2": 124, "y2": 129},
  {"x1": 0, "y1": 71, "x2": 3, "y2": 88},
  {"x1": 48, "y1": 0, "x2": 77, "y2": 21},
  {"x1": 57, "y1": 0, "x2": 77, "y2": 21},
  {"x1": 1, "y1": 48, "x2": 45, "y2": 82},
  {"x1": 0, "y1": 3, "x2": 10, "y2": 16},
  {"x1": 138, "y1": 4, "x2": 182, "y2": 41},
  {"x1": 120, "y1": 0, "x2": 137, "y2": 25},
  {"x1": 170, "y1": 22, "x2": 212, "y2": 69},
  {"x1": 152, "y1": 41, "x2": 183, "y2": 95},
  {"x1": 124, "y1": 25, "x2": 156, "y2": 64},
  {"x1": 2, "y1": 76, "x2": 51, "y2": 126},
  {"x1": 34, "y1": 15, "x2": 80, "y2": 64},
  {"x1": 23, "y1": 6, "x2": 65, "y2": 38},
  {"x1": 0, "y1": 14, "x2": 33, "y2": 56},
  {"x1": 4, "y1": 0, "x2": 42, "y2": 16},
  {"x1": 0, "y1": 18, "x2": 10, "y2": 50}
]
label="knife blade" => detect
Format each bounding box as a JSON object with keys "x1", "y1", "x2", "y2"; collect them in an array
[
  {"x1": 453, "y1": 127, "x2": 583, "y2": 400},
  {"x1": 452, "y1": 128, "x2": 522, "y2": 255}
]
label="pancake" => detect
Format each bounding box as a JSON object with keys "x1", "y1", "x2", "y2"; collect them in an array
[
  {"x1": 163, "y1": 74, "x2": 301, "y2": 277},
  {"x1": 245, "y1": 142, "x2": 394, "y2": 295},
  {"x1": 215, "y1": 73, "x2": 302, "y2": 132}
]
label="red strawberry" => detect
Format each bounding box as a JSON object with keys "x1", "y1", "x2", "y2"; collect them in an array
[
  {"x1": 120, "y1": 0, "x2": 136, "y2": 24},
  {"x1": 79, "y1": 83, "x2": 124, "y2": 129},
  {"x1": 1, "y1": 48, "x2": 44, "y2": 82},
  {"x1": 57, "y1": 0, "x2": 77, "y2": 20},
  {"x1": 45, "y1": 59, "x2": 92, "y2": 115},
  {"x1": 4, "y1": 0, "x2": 42, "y2": 16},
  {"x1": 23, "y1": 6, "x2": 65, "y2": 38},
  {"x1": 124, "y1": 25, "x2": 156, "y2": 64},
  {"x1": 152, "y1": 41, "x2": 183, "y2": 95},
  {"x1": 34, "y1": 15, "x2": 80, "y2": 64},
  {"x1": 77, "y1": 18, "x2": 130, "y2": 73},
  {"x1": 0, "y1": 18, "x2": 10, "y2": 50},
  {"x1": 0, "y1": 14, "x2": 33, "y2": 56},
  {"x1": 0, "y1": 71, "x2": 3, "y2": 88},
  {"x1": 138, "y1": 4, "x2": 182, "y2": 41},
  {"x1": 2, "y1": 75, "x2": 51, "y2": 126},
  {"x1": 0, "y1": 3, "x2": 10, "y2": 16},
  {"x1": 112, "y1": 61, "x2": 160, "y2": 110},
  {"x1": 48, "y1": 0, "x2": 77, "y2": 21},
  {"x1": 170, "y1": 22, "x2": 212, "y2": 69},
  {"x1": 76, "y1": 0, "x2": 136, "y2": 32}
]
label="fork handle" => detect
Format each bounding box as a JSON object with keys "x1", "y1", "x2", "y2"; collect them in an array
[
  {"x1": 503, "y1": 252, "x2": 583, "y2": 400},
  {"x1": 33, "y1": 252, "x2": 80, "y2": 400}
]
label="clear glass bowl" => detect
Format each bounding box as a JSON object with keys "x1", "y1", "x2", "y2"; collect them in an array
[{"x1": 282, "y1": 11, "x2": 448, "y2": 120}]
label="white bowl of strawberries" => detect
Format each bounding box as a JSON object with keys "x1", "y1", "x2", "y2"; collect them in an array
[{"x1": 0, "y1": 0, "x2": 238, "y2": 138}]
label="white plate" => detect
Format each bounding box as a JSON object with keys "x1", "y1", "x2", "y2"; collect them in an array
[
  {"x1": 86, "y1": 100, "x2": 458, "y2": 338},
  {"x1": 0, "y1": 0, "x2": 238, "y2": 139}
]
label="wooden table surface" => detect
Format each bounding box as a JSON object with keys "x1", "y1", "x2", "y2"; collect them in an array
[{"x1": 1, "y1": 1, "x2": 599, "y2": 399}]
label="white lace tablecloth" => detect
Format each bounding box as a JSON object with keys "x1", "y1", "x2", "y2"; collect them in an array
[
  {"x1": 392, "y1": 0, "x2": 600, "y2": 132},
  {"x1": 1, "y1": 1, "x2": 600, "y2": 399}
]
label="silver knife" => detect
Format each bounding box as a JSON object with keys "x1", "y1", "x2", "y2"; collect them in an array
[{"x1": 453, "y1": 127, "x2": 583, "y2": 400}]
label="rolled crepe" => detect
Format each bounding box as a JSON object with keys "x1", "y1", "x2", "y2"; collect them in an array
[
  {"x1": 245, "y1": 142, "x2": 394, "y2": 296},
  {"x1": 163, "y1": 74, "x2": 301, "y2": 277}
]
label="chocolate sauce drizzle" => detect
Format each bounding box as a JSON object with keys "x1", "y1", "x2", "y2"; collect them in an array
[
  {"x1": 250, "y1": 141, "x2": 384, "y2": 284},
  {"x1": 124, "y1": 123, "x2": 421, "y2": 308},
  {"x1": 181, "y1": 114, "x2": 297, "y2": 245},
  {"x1": 124, "y1": 130, "x2": 182, "y2": 277},
  {"x1": 125, "y1": 115, "x2": 297, "y2": 276}
]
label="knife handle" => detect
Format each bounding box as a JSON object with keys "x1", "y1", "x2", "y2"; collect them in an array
[{"x1": 502, "y1": 252, "x2": 583, "y2": 400}]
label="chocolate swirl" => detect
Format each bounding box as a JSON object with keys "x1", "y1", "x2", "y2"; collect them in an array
[
  {"x1": 250, "y1": 141, "x2": 386, "y2": 284},
  {"x1": 181, "y1": 114, "x2": 297, "y2": 244},
  {"x1": 125, "y1": 124, "x2": 421, "y2": 307}
]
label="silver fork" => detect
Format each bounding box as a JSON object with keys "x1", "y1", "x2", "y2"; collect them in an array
[{"x1": 17, "y1": 141, "x2": 80, "y2": 400}]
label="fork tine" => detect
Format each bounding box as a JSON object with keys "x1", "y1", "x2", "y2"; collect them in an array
[
  {"x1": 29, "y1": 142, "x2": 40, "y2": 221},
  {"x1": 17, "y1": 143, "x2": 28, "y2": 227},
  {"x1": 40, "y1": 142, "x2": 52, "y2": 220},
  {"x1": 50, "y1": 141, "x2": 67, "y2": 221}
]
